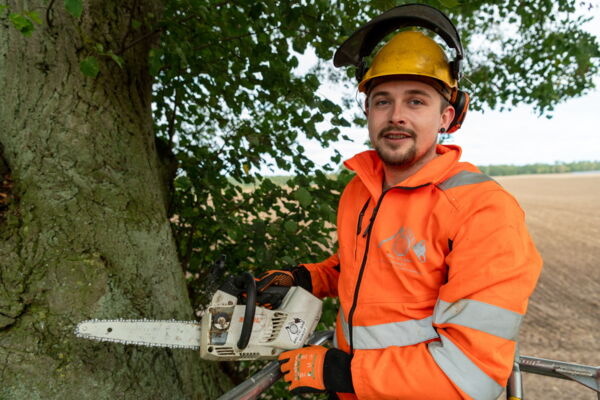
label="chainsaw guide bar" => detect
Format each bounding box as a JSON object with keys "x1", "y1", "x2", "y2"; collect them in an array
[{"x1": 75, "y1": 319, "x2": 202, "y2": 350}]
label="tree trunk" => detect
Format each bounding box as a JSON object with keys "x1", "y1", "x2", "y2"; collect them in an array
[{"x1": 0, "y1": 1, "x2": 231, "y2": 398}]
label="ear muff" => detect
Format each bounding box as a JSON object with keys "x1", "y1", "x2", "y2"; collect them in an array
[{"x1": 447, "y1": 90, "x2": 469, "y2": 133}]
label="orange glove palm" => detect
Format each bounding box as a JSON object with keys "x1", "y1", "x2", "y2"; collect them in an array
[
  {"x1": 279, "y1": 345, "x2": 328, "y2": 394},
  {"x1": 278, "y1": 345, "x2": 355, "y2": 395}
]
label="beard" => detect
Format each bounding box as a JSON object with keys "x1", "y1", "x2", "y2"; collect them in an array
[
  {"x1": 374, "y1": 126, "x2": 418, "y2": 166},
  {"x1": 376, "y1": 143, "x2": 416, "y2": 166}
]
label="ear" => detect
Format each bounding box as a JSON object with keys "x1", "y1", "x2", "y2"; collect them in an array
[
  {"x1": 440, "y1": 104, "x2": 455, "y2": 131},
  {"x1": 363, "y1": 98, "x2": 369, "y2": 117}
]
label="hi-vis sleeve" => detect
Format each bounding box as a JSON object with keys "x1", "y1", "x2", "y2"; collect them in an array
[
  {"x1": 302, "y1": 253, "x2": 341, "y2": 298},
  {"x1": 349, "y1": 190, "x2": 543, "y2": 400}
]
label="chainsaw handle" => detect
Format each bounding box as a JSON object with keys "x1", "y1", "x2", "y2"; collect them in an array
[{"x1": 236, "y1": 272, "x2": 256, "y2": 350}]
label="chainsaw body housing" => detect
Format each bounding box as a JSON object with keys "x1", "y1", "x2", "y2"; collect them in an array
[{"x1": 200, "y1": 286, "x2": 322, "y2": 360}]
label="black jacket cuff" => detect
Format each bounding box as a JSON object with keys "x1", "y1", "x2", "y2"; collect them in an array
[
  {"x1": 291, "y1": 265, "x2": 313, "y2": 293},
  {"x1": 323, "y1": 348, "x2": 354, "y2": 393}
]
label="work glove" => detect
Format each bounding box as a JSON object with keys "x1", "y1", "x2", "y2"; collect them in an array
[
  {"x1": 253, "y1": 270, "x2": 294, "y2": 309},
  {"x1": 220, "y1": 266, "x2": 313, "y2": 309},
  {"x1": 278, "y1": 345, "x2": 354, "y2": 395},
  {"x1": 255, "y1": 269, "x2": 295, "y2": 291},
  {"x1": 255, "y1": 267, "x2": 312, "y2": 291},
  {"x1": 254, "y1": 266, "x2": 313, "y2": 309}
]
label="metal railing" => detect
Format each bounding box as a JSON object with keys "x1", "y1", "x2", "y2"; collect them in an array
[{"x1": 509, "y1": 355, "x2": 600, "y2": 400}]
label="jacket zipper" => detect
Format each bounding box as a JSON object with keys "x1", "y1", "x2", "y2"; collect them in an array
[
  {"x1": 348, "y1": 191, "x2": 386, "y2": 354},
  {"x1": 356, "y1": 198, "x2": 370, "y2": 235},
  {"x1": 347, "y1": 183, "x2": 431, "y2": 354},
  {"x1": 354, "y1": 198, "x2": 371, "y2": 261}
]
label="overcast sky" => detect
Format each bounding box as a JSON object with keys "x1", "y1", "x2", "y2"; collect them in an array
[{"x1": 290, "y1": 5, "x2": 600, "y2": 172}]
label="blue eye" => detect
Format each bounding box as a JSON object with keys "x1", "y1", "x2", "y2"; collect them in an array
[{"x1": 374, "y1": 99, "x2": 390, "y2": 106}]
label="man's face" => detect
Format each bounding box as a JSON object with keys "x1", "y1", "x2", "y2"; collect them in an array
[{"x1": 366, "y1": 79, "x2": 454, "y2": 167}]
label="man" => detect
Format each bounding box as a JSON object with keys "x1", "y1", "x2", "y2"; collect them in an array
[{"x1": 254, "y1": 5, "x2": 542, "y2": 399}]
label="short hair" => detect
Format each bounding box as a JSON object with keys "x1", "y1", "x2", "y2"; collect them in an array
[{"x1": 439, "y1": 95, "x2": 450, "y2": 113}]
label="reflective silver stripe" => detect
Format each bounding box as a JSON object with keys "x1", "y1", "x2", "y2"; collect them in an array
[
  {"x1": 354, "y1": 316, "x2": 439, "y2": 349},
  {"x1": 437, "y1": 170, "x2": 495, "y2": 191},
  {"x1": 333, "y1": 310, "x2": 345, "y2": 348},
  {"x1": 429, "y1": 335, "x2": 503, "y2": 400},
  {"x1": 339, "y1": 309, "x2": 350, "y2": 346},
  {"x1": 337, "y1": 308, "x2": 439, "y2": 350},
  {"x1": 433, "y1": 299, "x2": 523, "y2": 340}
]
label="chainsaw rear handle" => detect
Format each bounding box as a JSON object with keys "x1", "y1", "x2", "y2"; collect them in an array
[{"x1": 234, "y1": 272, "x2": 256, "y2": 350}]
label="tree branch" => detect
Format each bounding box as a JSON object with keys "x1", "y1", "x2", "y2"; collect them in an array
[
  {"x1": 181, "y1": 221, "x2": 197, "y2": 272},
  {"x1": 118, "y1": 13, "x2": 200, "y2": 55},
  {"x1": 119, "y1": 27, "x2": 162, "y2": 55},
  {"x1": 167, "y1": 87, "x2": 182, "y2": 148},
  {"x1": 192, "y1": 27, "x2": 278, "y2": 52},
  {"x1": 119, "y1": 0, "x2": 140, "y2": 54},
  {"x1": 45, "y1": 0, "x2": 56, "y2": 29},
  {"x1": 214, "y1": 0, "x2": 235, "y2": 8}
]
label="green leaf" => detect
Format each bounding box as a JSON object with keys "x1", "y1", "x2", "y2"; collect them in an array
[
  {"x1": 439, "y1": 0, "x2": 460, "y2": 8},
  {"x1": 131, "y1": 19, "x2": 142, "y2": 30},
  {"x1": 80, "y1": 56, "x2": 100, "y2": 78},
  {"x1": 25, "y1": 11, "x2": 42, "y2": 25},
  {"x1": 148, "y1": 48, "x2": 162, "y2": 76},
  {"x1": 64, "y1": 0, "x2": 83, "y2": 18},
  {"x1": 9, "y1": 13, "x2": 34, "y2": 36},
  {"x1": 293, "y1": 188, "x2": 312, "y2": 208},
  {"x1": 281, "y1": 256, "x2": 295, "y2": 265},
  {"x1": 284, "y1": 220, "x2": 297, "y2": 233},
  {"x1": 321, "y1": 99, "x2": 337, "y2": 113},
  {"x1": 371, "y1": 0, "x2": 395, "y2": 10},
  {"x1": 107, "y1": 51, "x2": 124, "y2": 68},
  {"x1": 175, "y1": 45, "x2": 188, "y2": 67}
]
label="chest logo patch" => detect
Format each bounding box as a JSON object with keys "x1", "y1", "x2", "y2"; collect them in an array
[{"x1": 379, "y1": 227, "x2": 427, "y2": 267}]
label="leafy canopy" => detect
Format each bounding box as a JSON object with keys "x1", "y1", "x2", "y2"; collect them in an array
[
  {"x1": 4, "y1": 0, "x2": 599, "y2": 310},
  {"x1": 148, "y1": 0, "x2": 599, "y2": 311}
]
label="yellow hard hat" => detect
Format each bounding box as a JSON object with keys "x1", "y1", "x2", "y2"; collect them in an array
[{"x1": 358, "y1": 30, "x2": 457, "y2": 95}]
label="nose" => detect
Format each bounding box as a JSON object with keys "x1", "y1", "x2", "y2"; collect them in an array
[{"x1": 389, "y1": 102, "x2": 406, "y2": 125}]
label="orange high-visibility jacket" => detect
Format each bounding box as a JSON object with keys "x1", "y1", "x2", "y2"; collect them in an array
[{"x1": 303, "y1": 145, "x2": 542, "y2": 400}]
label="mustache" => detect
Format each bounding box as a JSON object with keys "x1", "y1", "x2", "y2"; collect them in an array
[{"x1": 378, "y1": 126, "x2": 417, "y2": 138}]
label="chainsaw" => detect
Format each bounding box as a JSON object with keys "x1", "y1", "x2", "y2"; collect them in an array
[{"x1": 75, "y1": 272, "x2": 323, "y2": 360}]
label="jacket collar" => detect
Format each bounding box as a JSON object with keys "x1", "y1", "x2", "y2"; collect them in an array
[{"x1": 344, "y1": 144, "x2": 462, "y2": 199}]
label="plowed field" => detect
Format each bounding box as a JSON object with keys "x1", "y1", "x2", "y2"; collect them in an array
[{"x1": 496, "y1": 173, "x2": 600, "y2": 399}]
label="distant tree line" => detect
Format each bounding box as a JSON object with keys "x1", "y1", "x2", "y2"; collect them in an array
[
  {"x1": 477, "y1": 160, "x2": 600, "y2": 176},
  {"x1": 257, "y1": 161, "x2": 600, "y2": 185}
]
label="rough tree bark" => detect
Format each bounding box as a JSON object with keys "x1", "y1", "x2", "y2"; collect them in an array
[{"x1": 0, "y1": 1, "x2": 231, "y2": 398}]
